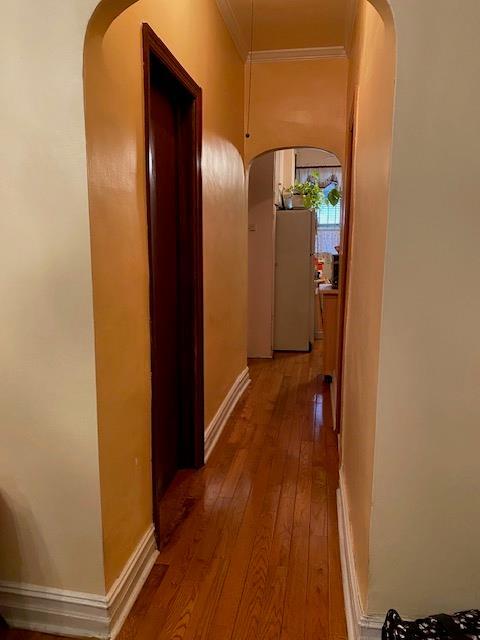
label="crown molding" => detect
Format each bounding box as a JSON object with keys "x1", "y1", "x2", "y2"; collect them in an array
[
  {"x1": 248, "y1": 46, "x2": 347, "y2": 64},
  {"x1": 215, "y1": 0, "x2": 348, "y2": 64},
  {"x1": 215, "y1": 0, "x2": 249, "y2": 61}
]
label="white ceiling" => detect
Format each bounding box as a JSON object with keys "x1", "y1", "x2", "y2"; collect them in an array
[{"x1": 216, "y1": 0, "x2": 356, "y2": 59}]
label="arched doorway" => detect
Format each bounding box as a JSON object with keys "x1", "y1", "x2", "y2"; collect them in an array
[
  {"x1": 248, "y1": 147, "x2": 343, "y2": 380},
  {"x1": 82, "y1": 0, "x2": 397, "y2": 619}
]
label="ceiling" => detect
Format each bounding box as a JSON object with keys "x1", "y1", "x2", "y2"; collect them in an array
[{"x1": 217, "y1": 0, "x2": 356, "y2": 58}]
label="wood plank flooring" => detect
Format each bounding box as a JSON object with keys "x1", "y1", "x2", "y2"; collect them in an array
[{"x1": 1, "y1": 344, "x2": 347, "y2": 640}]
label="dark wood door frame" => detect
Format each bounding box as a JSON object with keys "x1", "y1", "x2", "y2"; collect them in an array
[
  {"x1": 143, "y1": 23, "x2": 204, "y2": 541},
  {"x1": 335, "y1": 102, "x2": 356, "y2": 434}
]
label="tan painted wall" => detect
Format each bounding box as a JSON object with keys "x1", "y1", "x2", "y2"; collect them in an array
[
  {"x1": 84, "y1": 0, "x2": 246, "y2": 589},
  {"x1": 244, "y1": 58, "x2": 349, "y2": 165},
  {"x1": 340, "y1": 0, "x2": 395, "y2": 609},
  {"x1": 247, "y1": 152, "x2": 275, "y2": 358},
  {"x1": 0, "y1": 0, "x2": 105, "y2": 593},
  {"x1": 368, "y1": 0, "x2": 480, "y2": 617}
]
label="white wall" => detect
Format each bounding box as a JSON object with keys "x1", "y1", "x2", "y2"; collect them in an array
[
  {"x1": 340, "y1": 0, "x2": 480, "y2": 619},
  {"x1": 296, "y1": 148, "x2": 340, "y2": 167},
  {"x1": 274, "y1": 149, "x2": 296, "y2": 208},
  {"x1": 0, "y1": 1, "x2": 105, "y2": 593},
  {"x1": 366, "y1": 0, "x2": 480, "y2": 618},
  {"x1": 248, "y1": 153, "x2": 276, "y2": 358}
]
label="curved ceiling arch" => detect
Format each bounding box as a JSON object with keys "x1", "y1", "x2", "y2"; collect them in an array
[
  {"x1": 86, "y1": 0, "x2": 140, "y2": 43},
  {"x1": 248, "y1": 145, "x2": 342, "y2": 172},
  {"x1": 366, "y1": 0, "x2": 395, "y2": 33},
  {"x1": 84, "y1": 0, "x2": 395, "y2": 71}
]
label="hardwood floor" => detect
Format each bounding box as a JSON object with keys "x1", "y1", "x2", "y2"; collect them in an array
[{"x1": 1, "y1": 344, "x2": 347, "y2": 640}]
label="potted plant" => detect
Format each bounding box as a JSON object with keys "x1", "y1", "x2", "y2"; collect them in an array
[
  {"x1": 292, "y1": 179, "x2": 325, "y2": 209},
  {"x1": 282, "y1": 171, "x2": 342, "y2": 210}
]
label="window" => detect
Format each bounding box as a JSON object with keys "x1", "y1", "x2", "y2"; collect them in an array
[
  {"x1": 295, "y1": 166, "x2": 342, "y2": 255},
  {"x1": 317, "y1": 200, "x2": 341, "y2": 226}
]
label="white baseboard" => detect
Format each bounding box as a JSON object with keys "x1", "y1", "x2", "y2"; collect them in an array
[
  {"x1": 204, "y1": 367, "x2": 250, "y2": 461},
  {"x1": 0, "y1": 584, "x2": 110, "y2": 638},
  {"x1": 107, "y1": 525, "x2": 158, "y2": 638},
  {"x1": 337, "y1": 472, "x2": 384, "y2": 640},
  {"x1": 0, "y1": 525, "x2": 158, "y2": 639}
]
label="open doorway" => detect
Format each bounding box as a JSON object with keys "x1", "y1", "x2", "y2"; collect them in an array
[
  {"x1": 248, "y1": 147, "x2": 342, "y2": 375},
  {"x1": 248, "y1": 147, "x2": 344, "y2": 429},
  {"x1": 143, "y1": 24, "x2": 204, "y2": 545}
]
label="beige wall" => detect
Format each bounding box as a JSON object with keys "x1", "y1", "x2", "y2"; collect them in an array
[
  {"x1": 342, "y1": 0, "x2": 480, "y2": 619},
  {"x1": 244, "y1": 58, "x2": 348, "y2": 165},
  {"x1": 0, "y1": 0, "x2": 105, "y2": 593},
  {"x1": 85, "y1": 0, "x2": 246, "y2": 589},
  {"x1": 368, "y1": 0, "x2": 480, "y2": 617},
  {"x1": 247, "y1": 152, "x2": 275, "y2": 358},
  {"x1": 340, "y1": 0, "x2": 395, "y2": 608}
]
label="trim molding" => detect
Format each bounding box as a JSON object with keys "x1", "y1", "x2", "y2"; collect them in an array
[
  {"x1": 205, "y1": 367, "x2": 251, "y2": 461},
  {"x1": 248, "y1": 46, "x2": 347, "y2": 64},
  {"x1": 107, "y1": 525, "x2": 158, "y2": 639},
  {"x1": 0, "y1": 526, "x2": 158, "y2": 639},
  {"x1": 215, "y1": 0, "x2": 249, "y2": 60},
  {"x1": 337, "y1": 473, "x2": 384, "y2": 640},
  {"x1": 215, "y1": 0, "x2": 348, "y2": 64}
]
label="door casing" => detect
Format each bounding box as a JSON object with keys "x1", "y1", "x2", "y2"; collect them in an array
[{"x1": 142, "y1": 23, "x2": 204, "y2": 544}]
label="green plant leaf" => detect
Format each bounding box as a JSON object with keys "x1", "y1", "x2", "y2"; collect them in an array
[{"x1": 327, "y1": 188, "x2": 341, "y2": 206}]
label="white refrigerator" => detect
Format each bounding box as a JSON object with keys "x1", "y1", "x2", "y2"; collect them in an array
[{"x1": 273, "y1": 209, "x2": 316, "y2": 351}]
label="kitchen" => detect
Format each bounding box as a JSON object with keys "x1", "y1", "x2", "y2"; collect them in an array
[{"x1": 248, "y1": 147, "x2": 343, "y2": 384}]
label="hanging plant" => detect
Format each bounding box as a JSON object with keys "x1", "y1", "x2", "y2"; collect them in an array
[
  {"x1": 284, "y1": 169, "x2": 342, "y2": 210},
  {"x1": 321, "y1": 171, "x2": 342, "y2": 206},
  {"x1": 326, "y1": 187, "x2": 342, "y2": 206}
]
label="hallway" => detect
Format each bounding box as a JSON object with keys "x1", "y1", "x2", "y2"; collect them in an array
[{"x1": 1, "y1": 346, "x2": 347, "y2": 640}]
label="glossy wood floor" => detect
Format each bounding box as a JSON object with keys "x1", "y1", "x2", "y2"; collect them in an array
[{"x1": 1, "y1": 344, "x2": 347, "y2": 640}]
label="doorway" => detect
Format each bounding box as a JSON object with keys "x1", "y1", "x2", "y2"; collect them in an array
[
  {"x1": 247, "y1": 147, "x2": 343, "y2": 365},
  {"x1": 142, "y1": 24, "x2": 204, "y2": 544}
]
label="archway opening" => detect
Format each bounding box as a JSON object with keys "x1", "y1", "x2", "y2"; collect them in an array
[
  {"x1": 82, "y1": 0, "x2": 397, "y2": 612},
  {"x1": 247, "y1": 146, "x2": 343, "y2": 371}
]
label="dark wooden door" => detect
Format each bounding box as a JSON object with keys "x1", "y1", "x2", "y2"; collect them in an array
[
  {"x1": 143, "y1": 24, "x2": 204, "y2": 544},
  {"x1": 148, "y1": 63, "x2": 181, "y2": 497}
]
